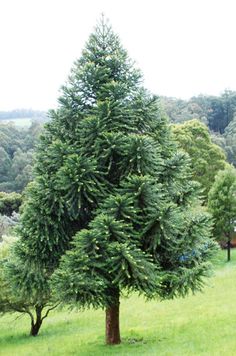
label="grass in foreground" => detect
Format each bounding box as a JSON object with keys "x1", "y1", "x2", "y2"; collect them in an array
[{"x1": 1, "y1": 249, "x2": 236, "y2": 355}]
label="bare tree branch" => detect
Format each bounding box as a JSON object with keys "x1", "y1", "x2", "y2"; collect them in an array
[{"x1": 41, "y1": 303, "x2": 60, "y2": 321}]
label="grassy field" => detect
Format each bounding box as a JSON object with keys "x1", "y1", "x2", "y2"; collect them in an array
[{"x1": 1, "y1": 249, "x2": 236, "y2": 355}]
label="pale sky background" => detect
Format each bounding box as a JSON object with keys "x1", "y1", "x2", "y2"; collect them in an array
[{"x1": 1, "y1": 0, "x2": 236, "y2": 110}]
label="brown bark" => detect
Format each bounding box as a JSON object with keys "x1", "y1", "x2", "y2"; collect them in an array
[
  {"x1": 30, "y1": 306, "x2": 43, "y2": 336},
  {"x1": 30, "y1": 319, "x2": 42, "y2": 336},
  {"x1": 28, "y1": 303, "x2": 59, "y2": 336},
  {"x1": 105, "y1": 290, "x2": 121, "y2": 345},
  {"x1": 227, "y1": 235, "x2": 231, "y2": 262}
]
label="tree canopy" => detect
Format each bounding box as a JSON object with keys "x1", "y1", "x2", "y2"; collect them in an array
[
  {"x1": 172, "y1": 119, "x2": 227, "y2": 198},
  {"x1": 0, "y1": 121, "x2": 42, "y2": 192},
  {"x1": 162, "y1": 91, "x2": 236, "y2": 169},
  {"x1": 162, "y1": 90, "x2": 236, "y2": 134},
  {"x1": 223, "y1": 117, "x2": 236, "y2": 167},
  {"x1": 208, "y1": 167, "x2": 236, "y2": 261}
]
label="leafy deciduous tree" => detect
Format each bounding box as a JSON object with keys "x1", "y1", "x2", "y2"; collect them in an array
[
  {"x1": 172, "y1": 119, "x2": 227, "y2": 199},
  {"x1": 0, "y1": 236, "x2": 58, "y2": 336},
  {"x1": 0, "y1": 148, "x2": 11, "y2": 182},
  {"x1": 0, "y1": 121, "x2": 41, "y2": 193},
  {"x1": 223, "y1": 116, "x2": 236, "y2": 167},
  {"x1": 0, "y1": 192, "x2": 22, "y2": 216},
  {"x1": 208, "y1": 167, "x2": 236, "y2": 261}
]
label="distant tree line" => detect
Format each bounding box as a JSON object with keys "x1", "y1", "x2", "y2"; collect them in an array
[
  {"x1": 161, "y1": 89, "x2": 236, "y2": 166},
  {"x1": 1, "y1": 90, "x2": 236, "y2": 194},
  {"x1": 0, "y1": 109, "x2": 47, "y2": 121},
  {"x1": 0, "y1": 121, "x2": 42, "y2": 192}
]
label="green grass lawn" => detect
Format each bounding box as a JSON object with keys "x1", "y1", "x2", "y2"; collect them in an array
[{"x1": 1, "y1": 249, "x2": 236, "y2": 355}]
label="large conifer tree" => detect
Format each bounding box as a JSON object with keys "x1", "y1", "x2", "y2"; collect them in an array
[{"x1": 9, "y1": 18, "x2": 217, "y2": 342}]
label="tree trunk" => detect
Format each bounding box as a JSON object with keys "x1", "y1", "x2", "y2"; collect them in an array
[
  {"x1": 30, "y1": 306, "x2": 43, "y2": 336},
  {"x1": 227, "y1": 237, "x2": 231, "y2": 262},
  {"x1": 105, "y1": 289, "x2": 121, "y2": 345}
]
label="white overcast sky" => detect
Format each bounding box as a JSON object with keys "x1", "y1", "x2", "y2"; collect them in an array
[{"x1": 1, "y1": 0, "x2": 236, "y2": 110}]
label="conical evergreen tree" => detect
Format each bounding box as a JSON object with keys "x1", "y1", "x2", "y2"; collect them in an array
[{"x1": 9, "y1": 18, "x2": 217, "y2": 342}]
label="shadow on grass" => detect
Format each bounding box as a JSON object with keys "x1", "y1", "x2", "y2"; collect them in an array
[
  {"x1": 0, "y1": 332, "x2": 30, "y2": 345},
  {"x1": 78, "y1": 335, "x2": 164, "y2": 356}
]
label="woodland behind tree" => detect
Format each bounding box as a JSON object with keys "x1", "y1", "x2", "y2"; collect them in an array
[
  {"x1": 0, "y1": 91, "x2": 235, "y2": 196},
  {"x1": 0, "y1": 121, "x2": 42, "y2": 192},
  {"x1": 161, "y1": 90, "x2": 236, "y2": 167}
]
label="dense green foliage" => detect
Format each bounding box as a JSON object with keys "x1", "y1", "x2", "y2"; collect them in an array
[
  {"x1": 0, "y1": 192, "x2": 21, "y2": 241},
  {"x1": 162, "y1": 91, "x2": 236, "y2": 167},
  {"x1": 0, "y1": 192, "x2": 21, "y2": 239},
  {"x1": 0, "y1": 192, "x2": 22, "y2": 216},
  {"x1": 223, "y1": 117, "x2": 236, "y2": 166},
  {"x1": 51, "y1": 20, "x2": 217, "y2": 307},
  {"x1": 0, "y1": 236, "x2": 24, "y2": 313},
  {"x1": 0, "y1": 236, "x2": 58, "y2": 336},
  {"x1": 208, "y1": 167, "x2": 236, "y2": 241},
  {"x1": 0, "y1": 121, "x2": 42, "y2": 192},
  {"x1": 162, "y1": 90, "x2": 236, "y2": 134},
  {"x1": 172, "y1": 120, "x2": 227, "y2": 198}
]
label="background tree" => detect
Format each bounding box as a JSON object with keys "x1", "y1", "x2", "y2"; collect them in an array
[
  {"x1": 162, "y1": 90, "x2": 236, "y2": 134},
  {"x1": 0, "y1": 192, "x2": 21, "y2": 240},
  {"x1": 8, "y1": 18, "x2": 217, "y2": 343},
  {"x1": 0, "y1": 192, "x2": 22, "y2": 216},
  {"x1": 161, "y1": 96, "x2": 208, "y2": 124},
  {"x1": 0, "y1": 216, "x2": 12, "y2": 241},
  {"x1": 0, "y1": 236, "x2": 57, "y2": 336},
  {"x1": 162, "y1": 91, "x2": 236, "y2": 169},
  {"x1": 221, "y1": 90, "x2": 236, "y2": 131},
  {"x1": 0, "y1": 121, "x2": 42, "y2": 193},
  {"x1": 223, "y1": 117, "x2": 236, "y2": 167},
  {"x1": 172, "y1": 119, "x2": 227, "y2": 199},
  {"x1": 10, "y1": 149, "x2": 34, "y2": 191},
  {"x1": 208, "y1": 167, "x2": 236, "y2": 261},
  {"x1": 0, "y1": 148, "x2": 11, "y2": 182}
]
